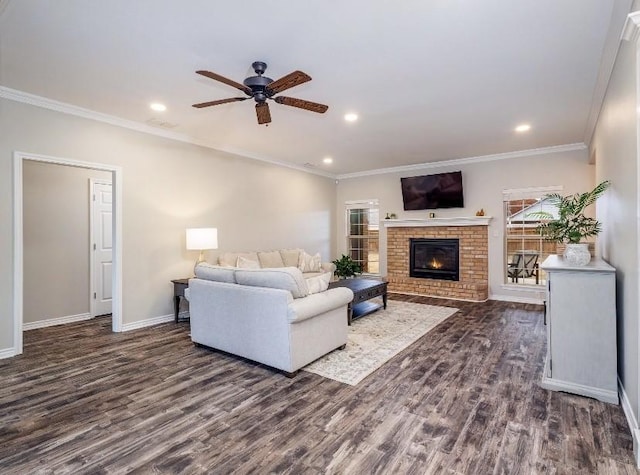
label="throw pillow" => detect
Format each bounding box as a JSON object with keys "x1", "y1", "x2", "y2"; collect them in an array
[
  {"x1": 298, "y1": 251, "x2": 322, "y2": 273},
  {"x1": 258, "y1": 250, "x2": 285, "y2": 268},
  {"x1": 306, "y1": 272, "x2": 332, "y2": 294},
  {"x1": 279, "y1": 249, "x2": 301, "y2": 268},
  {"x1": 237, "y1": 256, "x2": 261, "y2": 269},
  {"x1": 220, "y1": 252, "x2": 259, "y2": 267},
  {"x1": 218, "y1": 252, "x2": 240, "y2": 268}
]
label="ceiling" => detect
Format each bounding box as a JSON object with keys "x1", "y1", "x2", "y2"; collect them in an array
[{"x1": 0, "y1": 1, "x2": 630, "y2": 176}]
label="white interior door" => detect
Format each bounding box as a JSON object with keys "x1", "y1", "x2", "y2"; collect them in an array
[{"x1": 91, "y1": 181, "x2": 113, "y2": 316}]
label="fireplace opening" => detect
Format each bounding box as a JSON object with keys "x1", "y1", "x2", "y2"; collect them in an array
[{"x1": 410, "y1": 238, "x2": 459, "y2": 281}]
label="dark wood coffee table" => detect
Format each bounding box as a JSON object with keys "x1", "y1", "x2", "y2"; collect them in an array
[{"x1": 328, "y1": 278, "x2": 388, "y2": 325}]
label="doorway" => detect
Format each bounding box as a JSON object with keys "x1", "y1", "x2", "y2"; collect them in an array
[{"x1": 13, "y1": 152, "x2": 123, "y2": 355}]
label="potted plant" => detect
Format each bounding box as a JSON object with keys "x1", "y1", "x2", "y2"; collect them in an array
[
  {"x1": 529, "y1": 180, "x2": 610, "y2": 265},
  {"x1": 332, "y1": 254, "x2": 362, "y2": 279}
]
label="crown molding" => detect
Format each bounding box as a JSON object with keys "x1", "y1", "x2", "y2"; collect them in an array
[
  {"x1": 622, "y1": 11, "x2": 640, "y2": 42},
  {"x1": 0, "y1": 86, "x2": 336, "y2": 179},
  {"x1": 0, "y1": 86, "x2": 193, "y2": 141},
  {"x1": 336, "y1": 143, "x2": 587, "y2": 180},
  {"x1": 0, "y1": 86, "x2": 589, "y2": 182},
  {"x1": 583, "y1": 0, "x2": 634, "y2": 146}
]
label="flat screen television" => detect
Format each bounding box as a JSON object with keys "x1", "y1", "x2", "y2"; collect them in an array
[{"x1": 401, "y1": 171, "x2": 464, "y2": 210}]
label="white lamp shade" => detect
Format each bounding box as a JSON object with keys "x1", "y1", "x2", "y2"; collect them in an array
[{"x1": 186, "y1": 228, "x2": 218, "y2": 250}]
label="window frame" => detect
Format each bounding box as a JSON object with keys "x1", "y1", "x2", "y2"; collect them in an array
[
  {"x1": 345, "y1": 199, "x2": 380, "y2": 276},
  {"x1": 502, "y1": 186, "x2": 562, "y2": 289}
]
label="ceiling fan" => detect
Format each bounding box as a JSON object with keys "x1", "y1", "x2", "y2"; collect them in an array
[{"x1": 192, "y1": 61, "x2": 328, "y2": 125}]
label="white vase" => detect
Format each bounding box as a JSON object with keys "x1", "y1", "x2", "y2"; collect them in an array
[{"x1": 563, "y1": 243, "x2": 591, "y2": 266}]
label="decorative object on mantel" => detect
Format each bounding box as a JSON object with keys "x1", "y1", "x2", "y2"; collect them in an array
[
  {"x1": 428, "y1": 212, "x2": 436, "y2": 218},
  {"x1": 389, "y1": 213, "x2": 397, "y2": 219},
  {"x1": 475, "y1": 208, "x2": 485, "y2": 216},
  {"x1": 332, "y1": 254, "x2": 362, "y2": 279},
  {"x1": 385, "y1": 213, "x2": 391, "y2": 220},
  {"x1": 529, "y1": 181, "x2": 610, "y2": 266}
]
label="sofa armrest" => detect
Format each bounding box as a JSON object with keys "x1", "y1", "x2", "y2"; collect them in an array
[{"x1": 288, "y1": 287, "x2": 353, "y2": 323}]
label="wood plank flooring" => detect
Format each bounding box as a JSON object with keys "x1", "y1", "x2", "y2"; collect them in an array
[{"x1": 0, "y1": 295, "x2": 636, "y2": 474}]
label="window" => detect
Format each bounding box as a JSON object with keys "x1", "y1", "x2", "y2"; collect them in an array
[
  {"x1": 503, "y1": 186, "x2": 561, "y2": 287},
  {"x1": 345, "y1": 200, "x2": 380, "y2": 274}
]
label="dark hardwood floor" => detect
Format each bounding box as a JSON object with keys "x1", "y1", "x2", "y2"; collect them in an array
[{"x1": 0, "y1": 295, "x2": 636, "y2": 474}]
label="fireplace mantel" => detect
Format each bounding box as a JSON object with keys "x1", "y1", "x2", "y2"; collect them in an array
[{"x1": 382, "y1": 216, "x2": 492, "y2": 228}]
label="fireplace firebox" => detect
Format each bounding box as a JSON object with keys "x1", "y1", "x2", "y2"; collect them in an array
[{"x1": 409, "y1": 238, "x2": 459, "y2": 281}]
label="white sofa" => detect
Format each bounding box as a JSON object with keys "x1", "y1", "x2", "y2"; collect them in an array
[{"x1": 188, "y1": 263, "x2": 353, "y2": 376}]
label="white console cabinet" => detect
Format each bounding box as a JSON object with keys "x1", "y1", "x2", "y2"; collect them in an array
[{"x1": 540, "y1": 255, "x2": 618, "y2": 404}]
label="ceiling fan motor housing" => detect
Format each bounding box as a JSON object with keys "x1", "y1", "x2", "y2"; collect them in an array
[{"x1": 243, "y1": 75, "x2": 274, "y2": 102}]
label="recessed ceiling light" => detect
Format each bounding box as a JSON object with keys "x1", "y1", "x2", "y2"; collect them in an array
[
  {"x1": 344, "y1": 113, "x2": 358, "y2": 122},
  {"x1": 323, "y1": 157, "x2": 333, "y2": 164},
  {"x1": 150, "y1": 102, "x2": 167, "y2": 112},
  {"x1": 515, "y1": 124, "x2": 531, "y2": 132}
]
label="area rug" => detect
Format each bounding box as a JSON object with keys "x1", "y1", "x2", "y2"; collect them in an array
[{"x1": 303, "y1": 300, "x2": 458, "y2": 385}]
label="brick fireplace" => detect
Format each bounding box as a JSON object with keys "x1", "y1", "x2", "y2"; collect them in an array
[{"x1": 384, "y1": 217, "x2": 490, "y2": 301}]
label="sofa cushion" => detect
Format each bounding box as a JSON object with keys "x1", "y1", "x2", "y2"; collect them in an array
[
  {"x1": 298, "y1": 251, "x2": 322, "y2": 272},
  {"x1": 194, "y1": 263, "x2": 236, "y2": 283},
  {"x1": 235, "y1": 267, "x2": 309, "y2": 299},
  {"x1": 279, "y1": 249, "x2": 301, "y2": 268},
  {"x1": 305, "y1": 271, "x2": 332, "y2": 294},
  {"x1": 219, "y1": 252, "x2": 259, "y2": 268},
  {"x1": 258, "y1": 250, "x2": 285, "y2": 268},
  {"x1": 237, "y1": 256, "x2": 261, "y2": 269}
]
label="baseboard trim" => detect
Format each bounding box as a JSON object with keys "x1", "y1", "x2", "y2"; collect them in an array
[
  {"x1": 619, "y1": 376, "x2": 640, "y2": 468},
  {"x1": 540, "y1": 374, "x2": 618, "y2": 404},
  {"x1": 23, "y1": 312, "x2": 92, "y2": 331},
  {"x1": 0, "y1": 347, "x2": 17, "y2": 359},
  {"x1": 489, "y1": 293, "x2": 544, "y2": 305},
  {"x1": 121, "y1": 314, "x2": 174, "y2": 332}
]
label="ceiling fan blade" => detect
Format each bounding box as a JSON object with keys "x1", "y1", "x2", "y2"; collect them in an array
[
  {"x1": 255, "y1": 102, "x2": 272, "y2": 124},
  {"x1": 196, "y1": 70, "x2": 252, "y2": 95},
  {"x1": 192, "y1": 97, "x2": 248, "y2": 108},
  {"x1": 266, "y1": 70, "x2": 311, "y2": 94},
  {"x1": 274, "y1": 96, "x2": 328, "y2": 114}
]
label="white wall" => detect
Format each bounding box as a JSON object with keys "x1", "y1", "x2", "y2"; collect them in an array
[
  {"x1": 591, "y1": 5, "x2": 640, "y2": 439},
  {"x1": 336, "y1": 149, "x2": 594, "y2": 302},
  {"x1": 0, "y1": 98, "x2": 337, "y2": 353},
  {"x1": 23, "y1": 161, "x2": 111, "y2": 324}
]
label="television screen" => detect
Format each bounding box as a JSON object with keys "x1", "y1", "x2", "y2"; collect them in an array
[{"x1": 401, "y1": 171, "x2": 464, "y2": 210}]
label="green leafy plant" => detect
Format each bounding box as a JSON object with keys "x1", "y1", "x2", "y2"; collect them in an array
[
  {"x1": 332, "y1": 254, "x2": 362, "y2": 279},
  {"x1": 528, "y1": 181, "x2": 610, "y2": 243}
]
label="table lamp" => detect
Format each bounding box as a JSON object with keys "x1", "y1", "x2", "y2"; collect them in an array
[{"x1": 186, "y1": 228, "x2": 218, "y2": 267}]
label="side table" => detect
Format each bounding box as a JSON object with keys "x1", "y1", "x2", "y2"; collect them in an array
[{"x1": 171, "y1": 278, "x2": 190, "y2": 322}]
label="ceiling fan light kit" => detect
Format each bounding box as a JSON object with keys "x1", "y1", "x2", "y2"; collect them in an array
[{"x1": 193, "y1": 61, "x2": 328, "y2": 125}]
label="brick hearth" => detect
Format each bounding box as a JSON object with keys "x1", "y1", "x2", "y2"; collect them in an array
[{"x1": 386, "y1": 224, "x2": 489, "y2": 301}]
